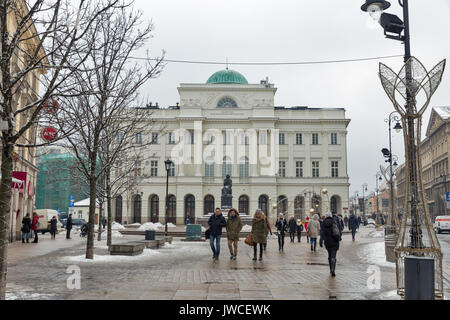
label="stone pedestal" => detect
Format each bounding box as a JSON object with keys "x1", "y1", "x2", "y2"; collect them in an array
[{"x1": 221, "y1": 195, "x2": 232, "y2": 210}]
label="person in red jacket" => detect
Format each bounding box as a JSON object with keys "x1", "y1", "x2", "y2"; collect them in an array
[
  {"x1": 305, "y1": 216, "x2": 310, "y2": 244},
  {"x1": 31, "y1": 212, "x2": 39, "y2": 243}
]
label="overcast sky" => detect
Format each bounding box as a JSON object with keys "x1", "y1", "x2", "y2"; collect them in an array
[{"x1": 131, "y1": 0, "x2": 450, "y2": 197}]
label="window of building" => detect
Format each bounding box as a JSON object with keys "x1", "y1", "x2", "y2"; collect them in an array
[
  {"x1": 151, "y1": 132, "x2": 158, "y2": 144},
  {"x1": 296, "y1": 161, "x2": 303, "y2": 177},
  {"x1": 217, "y1": 97, "x2": 237, "y2": 108},
  {"x1": 259, "y1": 131, "x2": 267, "y2": 145},
  {"x1": 134, "y1": 158, "x2": 142, "y2": 177},
  {"x1": 135, "y1": 133, "x2": 142, "y2": 144},
  {"x1": 223, "y1": 132, "x2": 232, "y2": 145},
  {"x1": 312, "y1": 133, "x2": 319, "y2": 145},
  {"x1": 169, "y1": 161, "x2": 175, "y2": 176},
  {"x1": 331, "y1": 161, "x2": 339, "y2": 177},
  {"x1": 241, "y1": 133, "x2": 249, "y2": 145},
  {"x1": 239, "y1": 156, "x2": 249, "y2": 177},
  {"x1": 312, "y1": 161, "x2": 320, "y2": 177},
  {"x1": 278, "y1": 161, "x2": 286, "y2": 177},
  {"x1": 150, "y1": 160, "x2": 158, "y2": 176},
  {"x1": 279, "y1": 132, "x2": 285, "y2": 145},
  {"x1": 222, "y1": 156, "x2": 232, "y2": 177},
  {"x1": 331, "y1": 133, "x2": 338, "y2": 145},
  {"x1": 239, "y1": 195, "x2": 249, "y2": 214},
  {"x1": 205, "y1": 157, "x2": 214, "y2": 177},
  {"x1": 296, "y1": 133, "x2": 302, "y2": 145},
  {"x1": 168, "y1": 132, "x2": 175, "y2": 144},
  {"x1": 188, "y1": 131, "x2": 194, "y2": 144}
]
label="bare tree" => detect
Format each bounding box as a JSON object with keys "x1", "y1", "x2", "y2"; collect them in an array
[
  {"x1": 55, "y1": 3, "x2": 164, "y2": 259},
  {"x1": 0, "y1": 0, "x2": 125, "y2": 299}
]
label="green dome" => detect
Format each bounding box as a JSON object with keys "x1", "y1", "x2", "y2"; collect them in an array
[{"x1": 206, "y1": 69, "x2": 248, "y2": 84}]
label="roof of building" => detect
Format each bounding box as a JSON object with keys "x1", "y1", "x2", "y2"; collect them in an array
[
  {"x1": 206, "y1": 69, "x2": 248, "y2": 85},
  {"x1": 433, "y1": 106, "x2": 450, "y2": 120},
  {"x1": 74, "y1": 198, "x2": 99, "y2": 207}
]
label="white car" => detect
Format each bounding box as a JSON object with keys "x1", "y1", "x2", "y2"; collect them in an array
[
  {"x1": 366, "y1": 218, "x2": 376, "y2": 226},
  {"x1": 434, "y1": 216, "x2": 450, "y2": 234}
]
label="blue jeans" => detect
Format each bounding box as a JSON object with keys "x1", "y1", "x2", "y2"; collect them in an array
[
  {"x1": 310, "y1": 238, "x2": 317, "y2": 250},
  {"x1": 22, "y1": 232, "x2": 29, "y2": 241},
  {"x1": 210, "y1": 235, "x2": 221, "y2": 257}
]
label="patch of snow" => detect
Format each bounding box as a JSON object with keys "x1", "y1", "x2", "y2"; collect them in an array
[
  {"x1": 162, "y1": 243, "x2": 175, "y2": 249},
  {"x1": 137, "y1": 222, "x2": 159, "y2": 231},
  {"x1": 127, "y1": 223, "x2": 141, "y2": 226},
  {"x1": 60, "y1": 248, "x2": 161, "y2": 263},
  {"x1": 166, "y1": 223, "x2": 176, "y2": 228},
  {"x1": 111, "y1": 222, "x2": 125, "y2": 230},
  {"x1": 112, "y1": 231, "x2": 124, "y2": 238},
  {"x1": 242, "y1": 225, "x2": 252, "y2": 232},
  {"x1": 359, "y1": 242, "x2": 395, "y2": 269},
  {"x1": 368, "y1": 230, "x2": 384, "y2": 238}
]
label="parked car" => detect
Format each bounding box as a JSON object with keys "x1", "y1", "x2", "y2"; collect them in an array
[
  {"x1": 366, "y1": 218, "x2": 376, "y2": 226},
  {"x1": 61, "y1": 218, "x2": 87, "y2": 228},
  {"x1": 434, "y1": 216, "x2": 450, "y2": 234}
]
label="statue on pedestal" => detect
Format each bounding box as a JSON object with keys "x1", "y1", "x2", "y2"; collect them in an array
[{"x1": 221, "y1": 175, "x2": 232, "y2": 209}]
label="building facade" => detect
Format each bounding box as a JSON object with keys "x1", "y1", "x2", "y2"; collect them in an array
[
  {"x1": 113, "y1": 70, "x2": 350, "y2": 225},
  {"x1": 395, "y1": 106, "x2": 450, "y2": 221}
]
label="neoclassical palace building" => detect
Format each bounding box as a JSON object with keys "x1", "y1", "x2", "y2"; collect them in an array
[{"x1": 113, "y1": 69, "x2": 350, "y2": 225}]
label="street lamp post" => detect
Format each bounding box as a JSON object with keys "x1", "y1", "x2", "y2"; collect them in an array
[
  {"x1": 384, "y1": 111, "x2": 402, "y2": 231},
  {"x1": 376, "y1": 172, "x2": 382, "y2": 225},
  {"x1": 164, "y1": 159, "x2": 173, "y2": 237},
  {"x1": 362, "y1": 183, "x2": 368, "y2": 223},
  {"x1": 361, "y1": 0, "x2": 446, "y2": 298}
]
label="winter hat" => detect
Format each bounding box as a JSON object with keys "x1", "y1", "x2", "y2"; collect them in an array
[{"x1": 325, "y1": 212, "x2": 332, "y2": 218}]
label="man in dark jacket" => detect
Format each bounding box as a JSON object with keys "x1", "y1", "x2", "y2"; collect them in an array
[
  {"x1": 296, "y1": 219, "x2": 303, "y2": 242},
  {"x1": 322, "y1": 212, "x2": 341, "y2": 277},
  {"x1": 66, "y1": 214, "x2": 73, "y2": 239},
  {"x1": 348, "y1": 214, "x2": 358, "y2": 241},
  {"x1": 288, "y1": 217, "x2": 297, "y2": 243},
  {"x1": 208, "y1": 208, "x2": 227, "y2": 260},
  {"x1": 343, "y1": 215, "x2": 349, "y2": 229}
]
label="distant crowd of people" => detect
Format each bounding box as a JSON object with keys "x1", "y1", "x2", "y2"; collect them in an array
[{"x1": 208, "y1": 207, "x2": 362, "y2": 277}]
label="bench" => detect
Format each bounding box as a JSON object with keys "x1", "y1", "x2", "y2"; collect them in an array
[
  {"x1": 109, "y1": 242, "x2": 145, "y2": 256},
  {"x1": 135, "y1": 240, "x2": 159, "y2": 249}
]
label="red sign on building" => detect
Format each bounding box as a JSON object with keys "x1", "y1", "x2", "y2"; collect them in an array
[
  {"x1": 12, "y1": 171, "x2": 27, "y2": 194},
  {"x1": 41, "y1": 127, "x2": 58, "y2": 142}
]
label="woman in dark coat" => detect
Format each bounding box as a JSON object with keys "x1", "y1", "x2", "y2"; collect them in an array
[
  {"x1": 251, "y1": 209, "x2": 267, "y2": 261},
  {"x1": 288, "y1": 217, "x2": 297, "y2": 243},
  {"x1": 321, "y1": 212, "x2": 341, "y2": 277},
  {"x1": 348, "y1": 214, "x2": 358, "y2": 241},
  {"x1": 275, "y1": 214, "x2": 288, "y2": 251},
  {"x1": 50, "y1": 216, "x2": 58, "y2": 239},
  {"x1": 21, "y1": 213, "x2": 32, "y2": 243}
]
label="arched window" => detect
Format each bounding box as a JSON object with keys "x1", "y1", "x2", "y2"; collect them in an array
[
  {"x1": 167, "y1": 195, "x2": 176, "y2": 224},
  {"x1": 311, "y1": 194, "x2": 322, "y2": 215},
  {"x1": 294, "y1": 195, "x2": 305, "y2": 220},
  {"x1": 149, "y1": 195, "x2": 159, "y2": 222},
  {"x1": 277, "y1": 195, "x2": 288, "y2": 215},
  {"x1": 239, "y1": 195, "x2": 249, "y2": 215},
  {"x1": 115, "y1": 195, "x2": 122, "y2": 223},
  {"x1": 222, "y1": 156, "x2": 232, "y2": 177},
  {"x1": 258, "y1": 195, "x2": 269, "y2": 216},
  {"x1": 204, "y1": 195, "x2": 215, "y2": 215},
  {"x1": 185, "y1": 194, "x2": 195, "y2": 224},
  {"x1": 239, "y1": 156, "x2": 249, "y2": 177},
  {"x1": 331, "y1": 195, "x2": 341, "y2": 215},
  {"x1": 133, "y1": 194, "x2": 142, "y2": 224},
  {"x1": 217, "y1": 97, "x2": 237, "y2": 108},
  {"x1": 205, "y1": 157, "x2": 214, "y2": 177}
]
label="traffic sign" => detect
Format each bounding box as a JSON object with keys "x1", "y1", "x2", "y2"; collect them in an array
[
  {"x1": 446, "y1": 192, "x2": 450, "y2": 202},
  {"x1": 69, "y1": 195, "x2": 75, "y2": 207}
]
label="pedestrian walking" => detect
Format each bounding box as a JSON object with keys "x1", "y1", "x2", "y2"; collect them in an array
[
  {"x1": 336, "y1": 214, "x2": 345, "y2": 232},
  {"x1": 208, "y1": 208, "x2": 227, "y2": 260},
  {"x1": 357, "y1": 215, "x2": 362, "y2": 229},
  {"x1": 296, "y1": 219, "x2": 303, "y2": 242},
  {"x1": 101, "y1": 216, "x2": 107, "y2": 229},
  {"x1": 66, "y1": 213, "x2": 73, "y2": 239},
  {"x1": 344, "y1": 215, "x2": 349, "y2": 229},
  {"x1": 251, "y1": 209, "x2": 267, "y2": 261},
  {"x1": 348, "y1": 214, "x2": 358, "y2": 241},
  {"x1": 263, "y1": 212, "x2": 272, "y2": 251},
  {"x1": 322, "y1": 212, "x2": 342, "y2": 277},
  {"x1": 319, "y1": 215, "x2": 325, "y2": 247},
  {"x1": 50, "y1": 216, "x2": 58, "y2": 239},
  {"x1": 305, "y1": 216, "x2": 310, "y2": 243},
  {"x1": 226, "y1": 208, "x2": 243, "y2": 260},
  {"x1": 21, "y1": 213, "x2": 32, "y2": 243},
  {"x1": 308, "y1": 214, "x2": 320, "y2": 252},
  {"x1": 31, "y1": 212, "x2": 39, "y2": 243},
  {"x1": 186, "y1": 214, "x2": 191, "y2": 225},
  {"x1": 288, "y1": 217, "x2": 297, "y2": 243},
  {"x1": 275, "y1": 214, "x2": 288, "y2": 251}
]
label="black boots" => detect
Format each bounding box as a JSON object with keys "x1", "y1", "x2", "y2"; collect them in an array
[
  {"x1": 22, "y1": 239, "x2": 25, "y2": 243},
  {"x1": 330, "y1": 258, "x2": 336, "y2": 277}
]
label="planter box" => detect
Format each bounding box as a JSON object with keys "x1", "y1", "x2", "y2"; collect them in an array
[{"x1": 109, "y1": 242, "x2": 145, "y2": 256}]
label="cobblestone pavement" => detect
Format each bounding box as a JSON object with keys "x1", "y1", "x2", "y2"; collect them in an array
[{"x1": 5, "y1": 227, "x2": 449, "y2": 300}]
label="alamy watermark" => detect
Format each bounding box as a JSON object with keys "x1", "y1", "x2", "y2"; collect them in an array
[
  {"x1": 66, "y1": 265, "x2": 81, "y2": 290},
  {"x1": 366, "y1": 265, "x2": 381, "y2": 290}
]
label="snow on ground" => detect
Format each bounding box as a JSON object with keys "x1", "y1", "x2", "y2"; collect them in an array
[
  {"x1": 60, "y1": 248, "x2": 162, "y2": 263},
  {"x1": 166, "y1": 223, "x2": 176, "y2": 228},
  {"x1": 242, "y1": 225, "x2": 252, "y2": 232},
  {"x1": 127, "y1": 223, "x2": 141, "y2": 227},
  {"x1": 368, "y1": 230, "x2": 384, "y2": 238},
  {"x1": 358, "y1": 241, "x2": 395, "y2": 269},
  {"x1": 111, "y1": 222, "x2": 125, "y2": 230},
  {"x1": 137, "y1": 222, "x2": 159, "y2": 231},
  {"x1": 112, "y1": 230, "x2": 124, "y2": 238}
]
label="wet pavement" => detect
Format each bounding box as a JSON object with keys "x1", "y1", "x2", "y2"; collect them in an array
[{"x1": 4, "y1": 226, "x2": 449, "y2": 300}]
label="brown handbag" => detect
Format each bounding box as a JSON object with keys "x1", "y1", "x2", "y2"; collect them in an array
[{"x1": 244, "y1": 233, "x2": 253, "y2": 246}]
